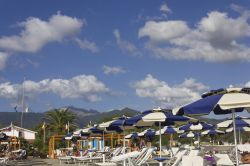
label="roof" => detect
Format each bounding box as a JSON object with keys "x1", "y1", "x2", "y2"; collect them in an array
[{"x1": 0, "y1": 124, "x2": 37, "y2": 134}]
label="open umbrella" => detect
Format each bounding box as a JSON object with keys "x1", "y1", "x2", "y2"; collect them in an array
[
  {"x1": 179, "y1": 121, "x2": 213, "y2": 147},
  {"x1": 126, "y1": 108, "x2": 189, "y2": 166},
  {"x1": 201, "y1": 129, "x2": 224, "y2": 145},
  {"x1": 173, "y1": 87, "x2": 250, "y2": 166},
  {"x1": 156, "y1": 126, "x2": 184, "y2": 147}
]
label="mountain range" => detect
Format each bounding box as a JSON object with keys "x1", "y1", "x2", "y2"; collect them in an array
[
  {"x1": 0, "y1": 106, "x2": 221, "y2": 129},
  {"x1": 0, "y1": 107, "x2": 140, "y2": 129}
]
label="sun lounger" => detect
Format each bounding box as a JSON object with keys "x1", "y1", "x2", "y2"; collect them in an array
[
  {"x1": 181, "y1": 156, "x2": 203, "y2": 166},
  {"x1": 58, "y1": 156, "x2": 72, "y2": 165},
  {"x1": 214, "y1": 154, "x2": 234, "y2": 166},
  {"x1": 0, "y1": 157, "x2": 8, "y2": 165},
  {"x1": 166, "y1": 149, "x2": 188, "y2": 166}
]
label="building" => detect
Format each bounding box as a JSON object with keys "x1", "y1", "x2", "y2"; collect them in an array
[{"x1": 0, "y1": 122, "x2": 37, "y2": 141}]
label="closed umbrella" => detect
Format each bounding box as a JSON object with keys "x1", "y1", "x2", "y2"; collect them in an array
[{"x1": 173, "y1": 87, "x2": 250, "y2": 166}]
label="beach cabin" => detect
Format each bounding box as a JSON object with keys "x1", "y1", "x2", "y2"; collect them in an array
[{"x1": 0, "y1": 123, "x2": 37, "y2": 141}]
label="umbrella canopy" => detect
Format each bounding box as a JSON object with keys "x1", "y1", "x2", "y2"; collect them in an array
[
  {"x1": 179, "y1": 121, "x2": 213, "y2": 131},
  {"x1": 179, "y1": 131, "x2": 199, "y2": 138},
  {"x1": 138, "y1": 129, "x2": 156, "y2": 137},
  {"x1": 217, "y1": 116, "x2": 250, "y2": 128},
  {"x1": 226, "y1": 126, "x2": 250, "y2": 133},
  {"x1": 125, "y1": 132, "x2": 139, "y2": 139},
  {"x1": 156, "y1": 126, "x2": 184, "y2": 135},
  {"x1": 201, "y1": 129, "x2": 224, "y2": 135},
  {"x1": 174, "y1": 88, "x2": 250, "y2": 116},
  {"x1": 98, "y1": 115, "x2": 133, "y2": 130},
  {"x1": 173, "y1": 87, "x2": 250, "y2": 166},
  {"x1": 125, "y1": 109, "x2": 188, "y2": 127}
]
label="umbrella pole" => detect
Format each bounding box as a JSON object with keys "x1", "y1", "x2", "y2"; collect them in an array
[
  {"x1": 102, "y1": 131, "x2": 105, "y2": 163},
  {"x1": 232, "y1": 109, "x2": 239, "y2": 166},
  {"x1": 159, "y1": 122, "x2": 162, "y2": 158}
]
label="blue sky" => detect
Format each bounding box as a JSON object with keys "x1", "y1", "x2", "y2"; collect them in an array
[{"x1": 0, "y1": 0, "x2": 250, "y2": 115}]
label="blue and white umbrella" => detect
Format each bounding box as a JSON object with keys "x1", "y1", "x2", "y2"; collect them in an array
[
  {"x1": 201, "y1": 129, "x2": 224, "y2": 135},
  {"x1": 126, "y1": 108, "x2": 189, "y2": 166},
  {"x1": 156, "y1": 126, "x2": 184, "y2": 147},
  {"x1": 217, "y1": 116, "x2": 250, "y2": 128},
  {"x1": 173, "y1": 87, "x2": 250, "y2": 166},
  {"x1": 156, "y1": 126, "x2": 184, "y2": 135},
  {"x1": 201, "y1": 129, "x2": 224, "y2": 145},
  {"x1": 179, "y1": 121, "x2": 213, "y2": 131},
  {"x1": 125, "y1": 132, "x2": 139, "y2": 139},
  {"x1": 226, "y1": 126, "x2": 250, "y2": 133},
  {"x1": 179, "y1": 131, "x2": 199, "y2": 138}
]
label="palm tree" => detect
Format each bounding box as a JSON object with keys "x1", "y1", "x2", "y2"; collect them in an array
[{"x1": 46, "y1": 108, "x2": 77, "y2": 135}]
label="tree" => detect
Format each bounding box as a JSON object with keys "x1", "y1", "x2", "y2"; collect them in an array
[{"x1": 45, "y1": 108, "x2": 77, "y2": 135}]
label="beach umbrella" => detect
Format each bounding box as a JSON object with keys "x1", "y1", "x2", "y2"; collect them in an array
[
  {"x1": 126, "y1": 108, "x2": 189, "y2": 166},
  {"x1": 201, "y1": 129, "x2": 224, "y2": 135},
  {"x1": 226, "y1": 126, "x2": 250, "y2": 144},
  {"x1": 179, "y1": 121, "x2": 213, "y2": 131},
  {"x1": 156, "y1": 126, "x2": 184, "y2": 147},
  {"x1": 173, "y1": 87, "x2": 250, "y2": 166},
  {"x1": 138, "y1": 129, "x2": 156, "y2": 142},
  {"x1": 125, "y1": 132, "x2": 139, "y2": 139},
  {"x1": 0, "y1": 132, "x2": 8, "y2": 141},
  {"x1": 217, "y1": 116, "x2": 250, "y2": 128},
  {"x1": 217, "y1": 116, "x2": 250, "y2": 144},
  {"x1": 179, "y1": 131, "x2": 199, "y2": 138},
  {"x1": 179, "y1": 121, "x2": 213, "y2": 147},
  {"x1": 201, "y1": 128, "x2": 225, "y2": 145},
  {"x1": 98, "y1": 115, "x2": 134, "y2": 165}
]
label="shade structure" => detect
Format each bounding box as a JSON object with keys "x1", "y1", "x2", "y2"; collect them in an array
[
  {"x1": 179, "y1": 121, "x2": 213, "y2": 131},
  {"x1": 173, "y1": 87, "x2": 250, "y2": 166},
  {"x1": 65, "y1": 133, "x2": 73, "y2": 140},
  {"x1": 138, "y1": 129, "x2": 156, "y2": 137},
  {"x1": 201, "y1": 129, "x2": 224, "y2": 135},
  {"x1": 125, "y1": 132, "x2": 139, "y2": 139},
  {"x1": 217, "y1": 116, "x2": 250, "y2": 128},
  {"x1": 156, "y1": 126, "x2": 184, "y2": 135},
  {"x1": 134, "y1": 108, "x2": 189, "y2": 166},
  {"x1": 179, "y1": 131, "x2": 199, "y2": 138},
  {"x1": 226, "y1": 126, "x2": 250, "y2": 133}
]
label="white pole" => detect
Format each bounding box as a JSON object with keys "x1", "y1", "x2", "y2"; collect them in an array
[
  {"x1": 102, "y1": 131, "x2": 105, "y2": 163},
  {"x1": 20, "y1": 77, "x2": 25, "y2": 128},
  {"x1": 159, "y1": 122, "x2": 162, "y2": 157},
  {"x1": 232, "y1": 110, "x2": 239, "y2": 166}
]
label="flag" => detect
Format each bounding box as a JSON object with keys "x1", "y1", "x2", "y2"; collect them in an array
[{"x1": 42, "y1": 122, "x2": 46, "y2": 129}]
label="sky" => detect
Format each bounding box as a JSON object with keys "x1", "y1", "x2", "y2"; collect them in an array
[{"x1": 0, "y1": 0, "x2": 250, "y2": 116}]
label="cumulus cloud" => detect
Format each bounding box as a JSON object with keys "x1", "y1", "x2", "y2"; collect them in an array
[
  {"x1": 139, "y1": 10, "x2": 250, "y2": 62},
  {"x1": 0, "y1": 13, "x2": 83, "y2": 53},
  {"x1": 132, "y1": 74, "x2": 208, "y2": 107},
  {"x1": 103, "y1": 65, "x2": 126, "y2": 75},
  {"x1": 75, "y1": 38, "x2": 99, "y2": 53},
  {"x1": 160, "y1": 3, "x2": 172, "y2": 13},
  {"x1": 0, "y1": 74, "x2": 109, "y2": 102},
  {"x1": 113, "y1": 29, "x2": 142, "y2": 56}
]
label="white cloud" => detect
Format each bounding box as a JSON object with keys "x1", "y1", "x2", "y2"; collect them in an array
[
  {"x1": 103, "y1": 65, "x2": 126, "y2": 75},
  {"x1": 0, "y1": 74, "x2": 109, "y2": 102},
  {"x1": 75, "y1": 38, "x2": 99, "y2": 53},
  {"x1": 0, "y1": 52, "x2": 9, "y2": 70},
  {"x1": 139, "y1": 10, "x2": 250, "y2": 62},
  {"x1": 160, "y1": 3, "x2": 172, "y2": 13},
  {"x1": 113, "y1": 29, "x2": 142, "y2": 56},
  {"x1": 132, "y1": 74, "x2": 208, "y2": 107},
  {"x1": 0, "y1": 12, "x2": 83, "y2": 53},
  {"x1": 138, "y1": 21, "x2": 190, "y2": 43}
]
